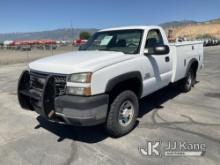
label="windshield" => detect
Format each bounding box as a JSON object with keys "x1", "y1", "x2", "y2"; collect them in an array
[{"x1": 80, "y1": 29, "x2": 143, "y2": 54}]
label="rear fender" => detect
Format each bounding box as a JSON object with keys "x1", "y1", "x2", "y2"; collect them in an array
[{"x1": 185, "y1": 58, "x2": 198, "y2": 77}]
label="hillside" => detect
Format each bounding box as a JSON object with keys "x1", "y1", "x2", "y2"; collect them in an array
[
  {"x1": 173, "y1": 23, "x2": 220, "y2": 39},
  {"x1": 161, "y1": 18, "x2": 220, "y2": 39},
  {"x1": 160, "y1": 20, "x2": 198, "y2": 28}
]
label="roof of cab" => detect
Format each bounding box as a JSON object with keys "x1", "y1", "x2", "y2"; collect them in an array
[{"x1": 99, "y1": 25, "x2": 162, "y2": 32}]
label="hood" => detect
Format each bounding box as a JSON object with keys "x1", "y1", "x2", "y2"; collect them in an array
[{"x1": 29, "y1": 51, "x2": 134, "y2": 74}]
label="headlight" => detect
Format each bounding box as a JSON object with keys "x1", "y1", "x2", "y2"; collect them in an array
[
  {"x1": 66, "y1": 87, "x2": 91, "y2": 96},
  {"x1": 68, "y1": 72, "x2": 92, "y2": 83}
]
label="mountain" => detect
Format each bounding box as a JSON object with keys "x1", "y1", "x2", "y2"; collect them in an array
[
  {"x1": 160, "y1": 18, "x2": 220, "y2": 39},
  {"x1": 160, "y1": 20, "x2": 198, "y2": 28},
  {"x1": 0, "y1": 28, "x2": 98, "y2": 41}
]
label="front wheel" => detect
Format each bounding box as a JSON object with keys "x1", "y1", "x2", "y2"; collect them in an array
[{"x1": 106, "y1": 90, "x2": 139, "y2": 137}]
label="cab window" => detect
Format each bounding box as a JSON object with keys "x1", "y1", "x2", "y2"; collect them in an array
[{"x1": 145, "y1": 29, "x2": 164, "y2": 48}]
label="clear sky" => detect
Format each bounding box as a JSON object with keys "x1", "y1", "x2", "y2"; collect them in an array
[{"x1": 0, "y1": 0, "x2": 220, "y2": 33}]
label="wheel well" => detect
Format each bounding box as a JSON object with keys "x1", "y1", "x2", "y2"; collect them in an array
[
  {"x1": 190, "y1": 61, "x2": 199, "y2": 76},
  {"x1": 108, "y1": 78, "x2": 142, "y2": 101}
]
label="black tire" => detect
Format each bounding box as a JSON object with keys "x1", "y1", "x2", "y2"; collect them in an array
[
  {"x1": 180, "y1": 69, "x2": 195, "y2": 92},
  {"x1": 106, "y1": 90, "x2": 139, "y2": 137}
]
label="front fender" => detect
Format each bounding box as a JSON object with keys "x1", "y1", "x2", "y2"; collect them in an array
[{"x1": 105, "y1": 71, "x2": 143, "y2": 92}]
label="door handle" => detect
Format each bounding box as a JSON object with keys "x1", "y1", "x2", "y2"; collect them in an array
[{"x1": 165, "y1": 56, "x2": 170, "y2": 62}]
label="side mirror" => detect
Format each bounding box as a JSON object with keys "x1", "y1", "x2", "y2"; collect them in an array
[{"x1": 144, "y1": 45, "x2": 170, "y2": 55}]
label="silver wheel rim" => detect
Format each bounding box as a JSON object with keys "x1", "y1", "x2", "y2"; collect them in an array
[
  {"x1": 186, "y1": 73, "x2": 192, "y2": 88},
  {"x1": 118, "y1": 100, "x2": 134, "y2": 127}
]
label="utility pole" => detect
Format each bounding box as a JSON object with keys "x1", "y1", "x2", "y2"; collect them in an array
[{"x1": 71, "y1": 20, "x2": 74, "y2": 51}]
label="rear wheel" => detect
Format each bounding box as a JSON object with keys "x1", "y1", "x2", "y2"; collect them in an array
[
  {"x1": 106, "y1": 90, "x2": 139, "y2": 137},
  {"x1": 180, "y1": 69, "x2": 195, "y2": 92}
]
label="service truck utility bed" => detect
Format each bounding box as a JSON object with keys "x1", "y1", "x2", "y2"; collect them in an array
[{"x1": 170, "y1": 41, "x2": 204, "y2": 82}]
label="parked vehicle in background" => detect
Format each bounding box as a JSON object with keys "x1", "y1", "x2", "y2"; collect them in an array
[
  {"x1": 203, "y1": 39, "x2": 209, "y2": 46},
  {"x1": 9, "y1": 40, "x2": 32, "y2": 50},
  {"x1": 1, "y1": 39, "x2": 59, "y2": 50},
  {"x1": 18, "y1": 26, "x2": 204, "y2": 137},
  {"x1": 214, "y1": 39, "x2": 219, "y2": 45},
  {"x1": 3, "y1": 40, "x2": 14, "y2": 49},
  {"x1": 73, "y1": 39, "x2": 87, "y2": 47},
  {"x1": 37, "y1": 40, "x2": 57, "y2": 50},
  {"x1": 56, "y1": 40, "x2": 69, "y2": 46},
  {"x1": 202, "y1": 38, "x2": 220, "y2": 47}
]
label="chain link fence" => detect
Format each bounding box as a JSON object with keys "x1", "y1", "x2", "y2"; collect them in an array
[{"x1": 0, "y1": 44, "x2": 78, "y2": 66}]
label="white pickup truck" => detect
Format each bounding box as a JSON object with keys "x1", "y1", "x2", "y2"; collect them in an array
[{"x1": 18, "y1": 26, "x2": 203, "y2": 137}]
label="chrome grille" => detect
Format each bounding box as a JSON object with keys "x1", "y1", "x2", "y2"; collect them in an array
[{"x1": 30, "y1": 70, "x2": 67, "y2": 96}]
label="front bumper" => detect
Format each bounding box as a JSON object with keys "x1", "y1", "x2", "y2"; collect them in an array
[
  {"x1": 17, "y1": 70, "x2": 109, "y2": 126},
  {"x1": 55, "y1": 94, "x2": 109, "y2": 126}
]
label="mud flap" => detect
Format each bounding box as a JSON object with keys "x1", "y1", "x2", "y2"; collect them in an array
[{"x1": 17, "y1": 70, "x2": 33, "y2": 110}]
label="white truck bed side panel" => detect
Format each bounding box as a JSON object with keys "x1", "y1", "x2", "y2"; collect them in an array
[{"x1": 171, "y1": 41, "x2": 203, "y2": 82}]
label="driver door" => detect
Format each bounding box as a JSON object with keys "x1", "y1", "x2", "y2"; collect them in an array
[{"x1": 142, "y1": 29, "x2": 172, "y2": 96}]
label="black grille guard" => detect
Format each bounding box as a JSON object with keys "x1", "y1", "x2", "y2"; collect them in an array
[{"x1": 18, "y1": 70, "x2": 58, "y2": 119}]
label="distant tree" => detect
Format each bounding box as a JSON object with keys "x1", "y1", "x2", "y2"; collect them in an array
[
  {"x1": 79, "y1": 32, "x2": 91, "y2": 40},
  {"x1": 196, "y1": 34, "x2": 214, "y2": 39}
]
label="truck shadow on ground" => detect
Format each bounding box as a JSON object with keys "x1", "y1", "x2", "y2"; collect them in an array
[
  {"x1": 36, "y1": 84, "x2": 182, "y2": 143},
  {"x1": 138, "y1": 85, "x2": 181, "y2": 118}
]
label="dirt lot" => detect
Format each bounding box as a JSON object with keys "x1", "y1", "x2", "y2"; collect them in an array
[
  {"x1": 0, "y1": 46, "x2": 77, "y2": 65},
  {"x1": 0, "y1": 46, "x2": 220, "y2": 165}
]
